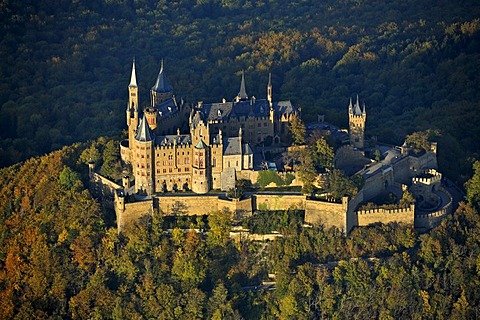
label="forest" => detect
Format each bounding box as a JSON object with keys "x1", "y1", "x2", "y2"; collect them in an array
[
  {"x1": 1, "y1": 0, "x2": 480, "y2": 318},
  {"x1": 0, "y1": 135, "x2": 480, "y2": 318},
  {"x1": 0, "y1": 0, "x2": 480, "y2": 184}
]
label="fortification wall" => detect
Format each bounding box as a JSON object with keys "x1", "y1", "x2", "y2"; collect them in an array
[
  {"x1": 91, "y1": 172, "x2": 122, "y2": 199},
  {"x1": 409, "y1": 151, "x2": 438, "y2": 175},
  {"x1": 362, "y1": 167, "x2": 394, "y2": 201},
  {"x1": 229, "y1": 231, "x2": 283, "y2": 242},
  {"x1": 334, "y1": 145, "x2": 371, "y2": 175},
  {"x1": 414, "y1": 187, "x2": 453, "y2": 230},
  {"x1": 304, "y1": 198, "x2": 348, "y2": 232},
  {"x1": 356, "y1": 205, "x2": 415, "y2": 227},
  {"x1": 157, "y1": 195, "x2": 219, "y2": 215},
  {"x1": 116, "y1": 199, "x2": 154, "y2": 231},
  {"x1": 392, "y1": 156, "x2": 411, "y2": 185},
  {"x1": 253, "y1": 194, "x2": 305, "y2": 211},
  {"x1": 217, "y1": 197, "x2": 253, "y2": 219}
]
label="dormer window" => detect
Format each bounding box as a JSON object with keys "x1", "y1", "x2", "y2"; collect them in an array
[{"x1": 217, "y1": 109, "x2": 222, "y2": 116}]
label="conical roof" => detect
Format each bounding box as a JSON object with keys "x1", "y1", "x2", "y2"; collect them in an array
[
  {"x1": 237, "y1": 71, "x2": 248, "y2": 100},
  {"x1": 129, "y1": 59, "x2": 137, "y2": 87},
  {"x1": 151, "y1": 60, "x2": 173, "y2": 93},
  {"x1": 135, "y1": 114, "x2": 153, "y2": 142},
  {"x1": 354, "y1": 95, "x2": 362, "y2": 115}
]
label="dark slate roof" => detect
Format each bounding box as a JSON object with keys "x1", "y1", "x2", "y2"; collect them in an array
[
  {"x1": 155, "y1": 134, "x2": 191, "y2": 147},
  {"x1": 155, "y1": 97, "x2": 178, "y2": 120},
  {"x1": 273, "y1": 100, "x2": 295, "y2": 115},
  {"x1": 223, "y1": 137, "x2": 253, "y2": 155},
  {"x1": 152, "y1": 60, "x2": 173, "y2": 93},
  {"x1": 135, "y1": 114, "x2": 154, "y2": 142},
  {"x1": 201, "y1": 98, "x2": 271, "y2": 122},
  {"x1": 243, "y1": 143, "x2": 253, "y2": 155}
]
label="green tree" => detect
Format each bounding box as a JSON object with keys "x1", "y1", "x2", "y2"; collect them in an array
[
  {"x1": 465, "y1": 160, "x2": 480, "y2": 208},
  {"x1": 405, "y1": 129, "x2": 439, "y2": 154},
  {"x1": 59, "y1": 166, "x2": 81, "y2": 190},
  {"x1": 313, "y1": 136, "x2": 334, "y2": 170},
  {"x1": 289, "y1": 114, "x2": 306, "y2": 145},
  {"x1": 207, "y1": 208, "x2": 232, "y2": 248}
]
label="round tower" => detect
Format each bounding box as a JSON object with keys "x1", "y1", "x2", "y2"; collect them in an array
[
  {"x1": 144, "y1": 107, "x2": 158, "y2": 130},
  {"x1": 191, "y1": 140, "x2": 210, "y2": 194},
  {"x1": 132, "y1": 114, "x2": 155, "y2": 195}
]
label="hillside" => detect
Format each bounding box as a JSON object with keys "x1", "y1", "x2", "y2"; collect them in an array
[
  {"x1": 1, "y1": 140, "x2": 480, "y2": 318},
  {"x1": 0, "y1": 0, "x2": 479, "y2": 183}
]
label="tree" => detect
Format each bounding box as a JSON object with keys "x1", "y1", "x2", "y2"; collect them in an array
[
  {"x1": 465, "y1": 160, "x2": 480, "y2": 208},
  {"x1": 59, "y1": 166, "x2": 81, "y2": 190},
  {"x1": 313, "y1": 136, "x2": 334, "y2": 170},
  {"x1": 405, "y1": 129, "x2": 439, "y2": 154},
  {"x1": 207, "y1": 208, "x2": 232, "y2": 248},
  {"x1": 289, "y1": 114, "x2": 306, "y2": 145},
  {"x1": 327, "y1": 170, "x2": 358, "y2": 200}
]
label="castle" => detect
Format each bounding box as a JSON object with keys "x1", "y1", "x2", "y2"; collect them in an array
[
  {"x1": 86, "y1": 59, "x2": 454, "y2": 234},
  {"x1": 120, "y1": 60, "x2": 298, "y2": 194}
]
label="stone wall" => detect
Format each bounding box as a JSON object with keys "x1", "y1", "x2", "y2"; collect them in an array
[
  {"x1": 158, "y1": 195, "x2": 219, "y2": 215},
  {"x1": 304, "y1": 197, "x2": 348, "y2": 232},
  {"x1": 91, "y1": 172, "x2": 122, "y2": 199},
  {"x1": 356, "y1": 205, "x2": 415, "y2": 227},
  {"x1": 414, "y1": 186, "x2": 453, "y2": 230},
  {"x1": 217, "y1": 197, "x2": 253, "y2": 219},
  {"x1": 116, "y1": 198, "x2": 154, "y2": 231},
  {"x1": 253, "y1": 194, "x2": 305, "y2": 211}
]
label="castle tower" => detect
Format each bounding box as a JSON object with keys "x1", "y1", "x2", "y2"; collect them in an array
[
  {"x1": 267, "y1": 72, "x2": 273, "y2": 106},
  {"x1": 133, "y1": 114, "x2": 155, "y2": 195},
  {"x1": 348, "y1": 95, "x2": 366, "y2": 149},
  {"x1": 235, "y1": 71, "x2": 248, "y2": 102},
  {"x1": 191, "y1": 140, "x2": 210, "y2": 194},
  {"x1": 151, "y1": 59, "x2": 173, "y2": 107},
  {"x1": 127, "y1": 59, "x2": 139, "y2": 144}
]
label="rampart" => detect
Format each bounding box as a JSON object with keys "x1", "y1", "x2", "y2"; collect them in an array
[
  {"x1": 304, "y1": 197, "x2": 348, "y2": 232},
  {"x1": 253, "y1": 194, "x2": 305, "y2": 211},
  {"x1": 414, "y1": 186, "x2": 453, "y2": 230},
  {"x1": 91, "y1": 172, "x2": 122, "y2": 200},
  {"x1": 356, "y1": 204, "x2": 415, "y2": 227}
]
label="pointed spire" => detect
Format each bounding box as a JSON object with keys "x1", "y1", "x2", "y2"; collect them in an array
[
  {"x1": 135, "y1": 114, "x2": 153, "y2": 142},
  {"x1": 152, "y1": 59, "x2": 173, "y2": 93},
  {"x1": 267, "y1": 72, "x2": 273, "y2": 104},
  {"x1": 354, "y1": 95, "x2": 362, "y2": 115},
  {"x1": 362, "y1": 103, "x2": 366, "y2": 115},
  {"x1": 237, "y1": 71, "x2": 248, "y2": 101},
  {"x1": 129, "y1": 58, "x2": 137, "y2": 87}
]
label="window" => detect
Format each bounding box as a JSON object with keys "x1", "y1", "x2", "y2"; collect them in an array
[
  {"x1": 163, "y1": 169, "x2": 166, "y2": 173},
  {"x1": 178, "y1": 168, "x2": 181, "y2": 172},
  {"x1": 169, "y1": 168, "x2": 172, "y2": 172}
]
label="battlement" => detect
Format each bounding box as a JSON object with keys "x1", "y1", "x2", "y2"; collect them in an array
[
  {"x1": 356, "y1": 204, "x2": 415, "y2": 216},
  {"x1": 154, "y1": 143, "x2": 192, "y2": 150},
  {"x1": 412, "y1": 169, "x2": 442, "y2": 185}
]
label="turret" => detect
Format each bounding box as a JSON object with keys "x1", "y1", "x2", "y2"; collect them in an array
[
  {"x1": 151, "y1": 59, "x2": 173, "y2": 107},
  {"x1": 348, "y1": 95, "x2": 367, "y2": 149},
  {"x1": 192, "y1": 140, "x2": 210, "y2": 194},
  {"x1": 133, "y1": 114, "x2": 155, "y2": 195},
  {"x1": 127, "y1": 59, "x2": 139, "y2": 145}
]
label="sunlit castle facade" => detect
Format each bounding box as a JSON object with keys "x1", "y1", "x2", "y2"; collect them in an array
[{"x1": 120, "y1": 60, "x2": 298, "y2": 195}]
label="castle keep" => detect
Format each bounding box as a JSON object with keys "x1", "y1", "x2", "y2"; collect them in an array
[{"x1": 120, "y1": 60, "x2": 297, "y2": 194}]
